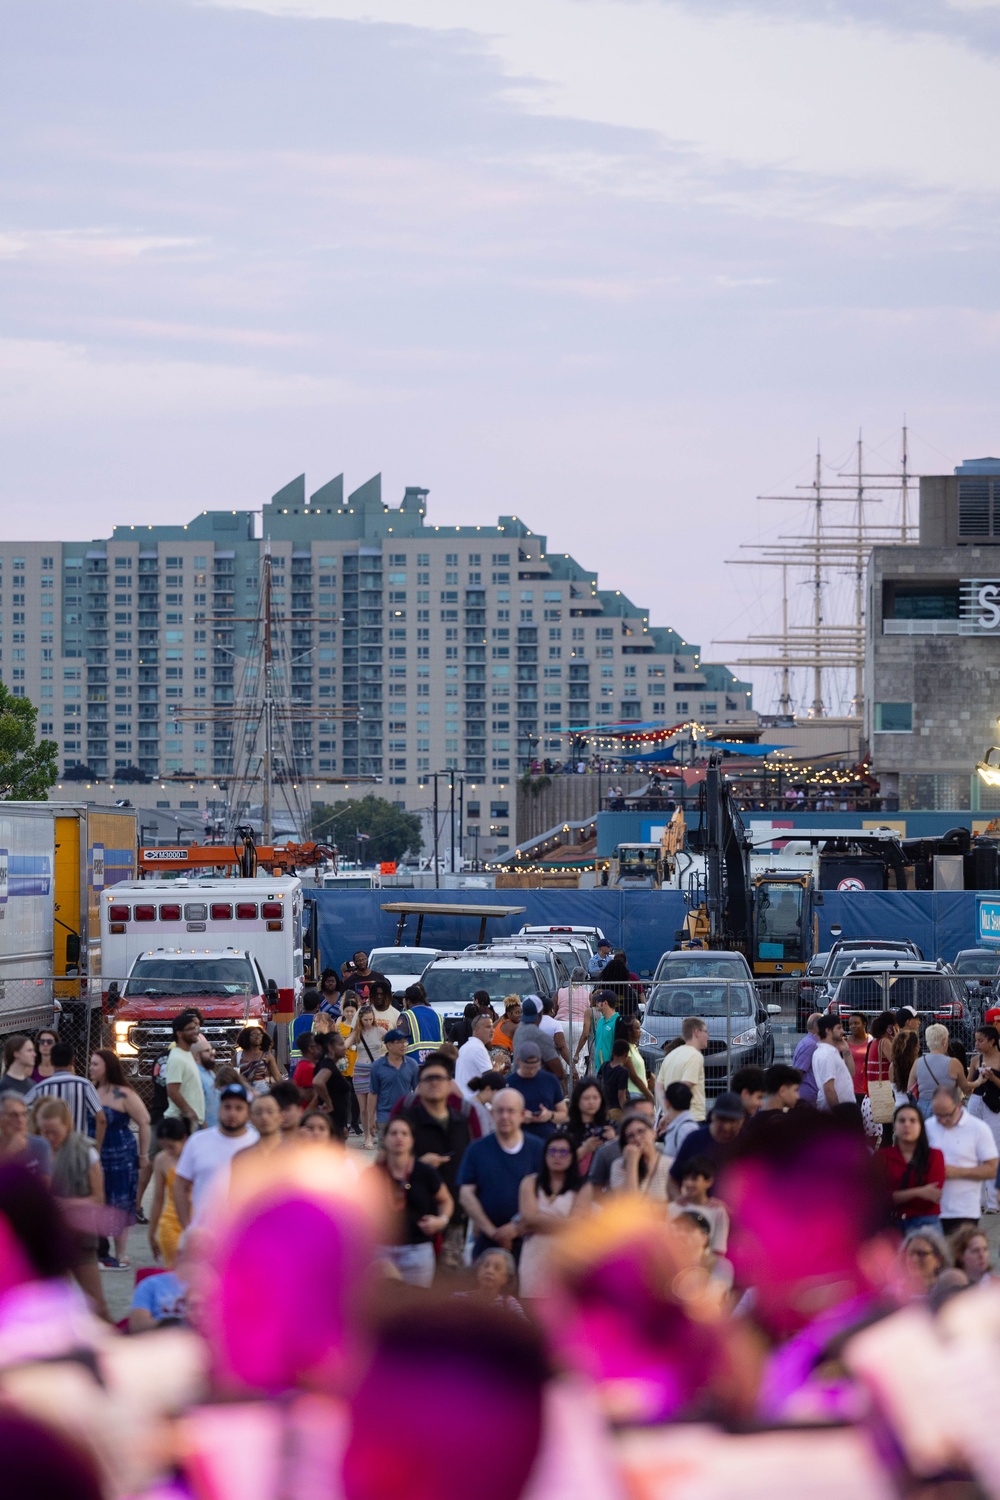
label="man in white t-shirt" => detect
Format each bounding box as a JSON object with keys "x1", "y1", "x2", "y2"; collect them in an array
[
  {"x1": 812, "y1": 1016, "x2": 856, "y2": 1110},
  {"x1": 538, "y1": 995, "x2": 570, "y2": 1078},
  {"x1": 173, "y1": 1083, "x2": 259, "y2": 1227},
  {"x1": 655, "y1": 1016, "x2": 709, "y2": 1122},
  {"x1": 455, "y1": 1014, "x2": 493, "y2": 1100},
  {"x1": 926, "y1": 1083, "x2": 1000, "y2": 1234},
  {"x1": 164, "y1": 1011, "x2": 205, "y2": 1128}
]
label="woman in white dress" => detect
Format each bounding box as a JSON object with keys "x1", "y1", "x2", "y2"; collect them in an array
[{"x1": 517, "y1": 1128, "x2": 592, "y2": 1298}]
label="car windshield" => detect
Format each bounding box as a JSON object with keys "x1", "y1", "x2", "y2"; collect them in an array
[
  {"x1": 371, "y1": 952, "x2": 433, "y2": 976},
  {"x1": 646, "y1": 982, "x2": 754, "y2": 1017},
  {"x1": 956, "y1": 954, "x2": 1000, "y2": 976},
  {"x1": 124, "y1": 958, "x2": 255, "y2": 997},
  {"x1": 421, "y1": 967, "x2": 536, "y2": 1003},
  {"x1": 654, "y1": 954, "x2": 748, "y2": 981},
  {"x1": 836, "y1": 972, "x2": 964, "y2": 1010}
]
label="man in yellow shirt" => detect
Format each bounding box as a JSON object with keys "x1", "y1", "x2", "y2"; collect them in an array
[{"x1": 655, "y1": 1016, "x2": 709, "y2": 1122}]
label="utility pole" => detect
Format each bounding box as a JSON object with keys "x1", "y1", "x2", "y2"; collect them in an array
[
  {"x1": 433, "y1": 773, "x2": 440, "y2": 889},
  {"x1": 448, "y1": 770, "x2": 456, "y2": 876}
]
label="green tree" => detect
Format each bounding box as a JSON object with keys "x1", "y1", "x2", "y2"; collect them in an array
[
  {"x1": 310, "y1": 794, "x2": 423, "y2": 865},
  {"x1": 0, "y1": 684, "x2": 59, "y2": 800}
]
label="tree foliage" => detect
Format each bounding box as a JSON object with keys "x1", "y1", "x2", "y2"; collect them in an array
[
  {"x1": 0, "y1": 684, "x2": 59, "y2": 800},
  {"x1": 310, "y1": 794, "x2": 423, "y2": 864}
]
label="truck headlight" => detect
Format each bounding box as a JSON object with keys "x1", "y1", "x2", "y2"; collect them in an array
[{"x1": 114, "y1": 1021, "x2": 137, "y2": 1057}]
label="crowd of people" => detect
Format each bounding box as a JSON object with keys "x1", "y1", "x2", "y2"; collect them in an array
[{"x1": 4, "y1": 955, "x2": 1000, "y2": 1495}]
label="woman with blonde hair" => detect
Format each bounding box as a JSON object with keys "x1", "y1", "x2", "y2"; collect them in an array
[
  {"x1": 490, "y1": 996, "x2": 522, "y2": 1072},
  {"x1": 907, "y1": 1023, "x2": 970, "y2": 1117}
]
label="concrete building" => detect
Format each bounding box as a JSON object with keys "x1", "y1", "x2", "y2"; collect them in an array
[
  {"x1": 2, "y1": 473, "x2": 751, "y2": 856},
  {"x1": 866, "y1": 457, "x2": 1000, "y2": 813}
]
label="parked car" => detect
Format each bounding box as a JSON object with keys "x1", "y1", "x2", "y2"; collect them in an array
[
  {"x1": 953, "y1": 949, "x2": 1000, "y2": 1007},
  {"x1": 367, "y1": 946, "x2": 443, "y2": 999},
  {"x1": 509, "y1": 932, "x2": 593, "y2": 971},
  {"x1": 827, "y1": 960, "x2": 975, "y2": 1048},
  {"x1": 796, "y1": 952, "x2": 830, "y2": 1031},
  {"x1": 467, "y1": 942, "x2": 572, "y2": 996},
  {"x1": 519, "y1": 924, "x2": 606, "y2": 957},
  {"x1": 650, "y1": 949, "x2": 755, "y2": 984},
  {"x1": 827, "y1": 937, "x2": 922, "y2": 964},
  {"x1": 814, "y1": 946, "x2": 925, "y2": 1010},
  {"x1": 637, "y1": 977, "x2": 779, "y2": 1096},
  {"x1": 419, "y1": 954, "x2": 553, "y2": 1040}
]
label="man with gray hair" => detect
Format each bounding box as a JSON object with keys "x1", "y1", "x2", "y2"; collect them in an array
[
  {"x1": 456, "y1": 1087, "x2": 544, "y2": 1258},
  {"x1": 926, "y1": 1082, "x2": 998, "y2": 1236},
  {"x1": 791, "y1": 1013, "x2": 822, "y2": 1106}
]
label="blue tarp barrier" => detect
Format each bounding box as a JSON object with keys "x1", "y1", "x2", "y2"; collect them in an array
[
  {"x1": 314, "y1": 888, "x2": 990, "y2": 977},
  {"x1": 816, "y1": 891, "x2": 980, "y2": 963}
]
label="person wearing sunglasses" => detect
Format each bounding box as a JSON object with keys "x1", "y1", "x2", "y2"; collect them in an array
[
  {"x1": 32, "y1": 1031, "x2": 60, "y2": 1083},
  {"x1": 516, "y1": 1127, "x2": 591, "y2": 1298}
]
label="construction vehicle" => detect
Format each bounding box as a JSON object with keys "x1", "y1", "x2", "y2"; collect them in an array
[
  {"x1": 608, "y1": 843, "x2": 664, "y2": 889},
  {"x1": 101, "y1": 874, "x2": 305, "y2": 1084},
  {"x1": 679, "y1": 762, "x2": 917, "y2": 976},
  {"x1": 138, "y1": 828, "x2": 334, "y2": 878},
  {"x1": 605, "y1": 808, "x2": 689, "y2": 891}
]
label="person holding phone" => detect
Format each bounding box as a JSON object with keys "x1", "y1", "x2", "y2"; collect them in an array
[{"x1": 507, "y1": 1043, "x2": 565, "y2": 1142}]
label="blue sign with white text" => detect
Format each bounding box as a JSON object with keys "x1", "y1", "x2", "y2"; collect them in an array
[{"x1": 978, "y1": 899, "x2": 1000, "y2": 947}]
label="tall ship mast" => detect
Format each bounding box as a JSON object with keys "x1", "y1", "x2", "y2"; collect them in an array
[
  {"x1": 170, "y1": 542, "x2": 356, "y2": 842},
  {"x1": 716, "y1": 427, "x2": 917, "y2": 717}
]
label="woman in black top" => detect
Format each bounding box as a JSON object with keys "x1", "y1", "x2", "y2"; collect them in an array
[
  {"x1": 567, "y1": 1076, "x2": 616, "y2": 1175},
  {"x1": 311, "y1": 1033, "x2": 353, "y2": 1141},
  {"x1": 371, "y1": 1117, "x2": 453, "y2": 1287}
]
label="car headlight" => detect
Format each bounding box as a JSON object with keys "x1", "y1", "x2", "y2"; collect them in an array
[
  {"x1": 730, "y1": 1028, "x2": 758, "y2": 1047},
  {"x1": 639, "y1": 1028, "x2": 658, "y2": 1048}
]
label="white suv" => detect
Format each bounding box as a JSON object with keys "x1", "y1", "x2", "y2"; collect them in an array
[{"x1": 419, "y1": 954, "x2": 552, "y2": 1039}]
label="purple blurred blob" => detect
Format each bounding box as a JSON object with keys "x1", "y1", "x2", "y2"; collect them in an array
[{"x1": 209, "y1": 1194, "x2": 371, "y2": 1393}]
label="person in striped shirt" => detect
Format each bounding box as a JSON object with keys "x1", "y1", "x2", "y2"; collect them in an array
[{"x1": 27, "y1": 1041, "x2": 106, "y2": 1146}]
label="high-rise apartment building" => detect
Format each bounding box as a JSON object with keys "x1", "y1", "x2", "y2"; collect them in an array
[{"x1": 2, "y1": 473, "x2": 751, "y2": 856}]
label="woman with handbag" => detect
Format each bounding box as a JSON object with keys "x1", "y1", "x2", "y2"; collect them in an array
[
  {"x1": 966, "y1": 1024, "x2": 1000, "y2": 1211},
  {"x1": 907, "y1": 1024, "x2": 970, "y2": 1120},
  {"x1": 865, "y1": 1011, "x2": 899, "y2": 1139}
]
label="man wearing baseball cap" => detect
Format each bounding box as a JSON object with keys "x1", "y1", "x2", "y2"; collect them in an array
[
  {"x1": 370, "y1": 1029, "x2": 419, "y2": 1132},
  {"x1": 507, "y1": 1040, "x2": 564, "y2": 1141},
  {"x1": 668, "y1": 1090, "x2": 746, "y2": 1199},
  {"x1": 512, "y1": 996, "x2": 563, "y2": 1084},
  {"x1": 173, "y1": 1082, "x2": 259, "y2": 1229}
]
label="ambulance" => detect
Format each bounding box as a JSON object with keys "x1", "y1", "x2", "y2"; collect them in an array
[{"x1": 100, "y1": 875, "x2": 305, "y2": 1082}]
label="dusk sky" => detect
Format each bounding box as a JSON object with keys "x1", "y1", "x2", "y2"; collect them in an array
[{"x1": 5, "y1": 0, "x2": 1000, "y2": 712}]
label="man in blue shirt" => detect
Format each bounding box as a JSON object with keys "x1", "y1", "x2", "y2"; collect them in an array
[
  {"x1": 791, "y1": 1013, "x2": 822, "y2": 1106},
  {"x1": 370, "y1": 1030, "x2": 419, "y2": 1129},
  {"x1": 457, "y1": 1089, "x2": 544, "y2": 1258},
  {"x1": 506, "y1": 1043, "x2": 564, "y2": 1141},
  {"x1": 587, "y1": 939, "x2": 612, "y2": 977}
]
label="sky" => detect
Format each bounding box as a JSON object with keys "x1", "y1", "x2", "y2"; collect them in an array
[{"x1": 4, "y1": 0, "x2": 1000, "y2": 713}]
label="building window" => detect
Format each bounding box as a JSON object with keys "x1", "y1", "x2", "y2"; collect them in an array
[{"x1": 874, "y1": 701, "x2": 913, "y2": 733}]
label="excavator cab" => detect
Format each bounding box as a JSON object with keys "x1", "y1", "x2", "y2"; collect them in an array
[{"x1": 752, "y1": 872, "x2": 816, "y2": 977}]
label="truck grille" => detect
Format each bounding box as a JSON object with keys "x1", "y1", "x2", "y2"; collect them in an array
[{"x1": 127, "y1": 1020, "x2": 245, "y2": 1075}]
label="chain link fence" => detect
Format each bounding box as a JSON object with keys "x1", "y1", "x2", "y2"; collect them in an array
[{"x1": 0, "y1": 977, "x2": 104, "y2": 1076}]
